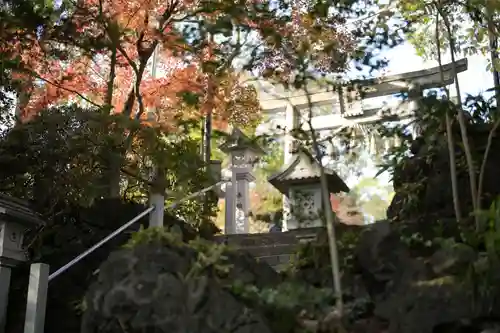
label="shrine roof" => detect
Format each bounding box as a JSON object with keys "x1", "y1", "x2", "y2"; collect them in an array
[
  {"x1": 0, "y1": 193, "x2": 44, "y2": 226},
  {"x1": 219, "y1": 128, "x2": 265, "y2": 155},
  {"x1": 268, "y1": 151, "x2": 350, "y2": 195}
]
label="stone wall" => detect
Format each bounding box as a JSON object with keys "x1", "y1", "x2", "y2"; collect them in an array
[{"x1": 214, "y1": 228, "x2": 323, "y2": 269}]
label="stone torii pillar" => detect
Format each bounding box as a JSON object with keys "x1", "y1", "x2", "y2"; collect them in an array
[
  {"x1": 220, "y1": 128, "x2": 264, "y2": 234},
  {"x1": 282, "y1": 102, "x2": 301, "y2": 231},
  {"x1": 284, "y1": 102, "x2": 299, "y2": 164},
  {"x1": 408, "y1": 83, "x2": 423, "y2": 139}
]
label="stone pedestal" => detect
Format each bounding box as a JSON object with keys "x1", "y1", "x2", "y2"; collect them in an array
[
  {"x1": 24, "y1": 263, "x2": 49, "y2": 333},
  {"x1": 0, "y1": 265, "x2": 11, "y2": 333},
  {"x1": 233, "y1": 171, "x2": 255, "y2": 234},
  {"x1": 224, "y1": 182, "x2": 235, "y2": 234}
]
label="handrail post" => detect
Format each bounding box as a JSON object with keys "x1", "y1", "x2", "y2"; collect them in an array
[
  {"x1": 148, "y1": 192, "x2": 164, "y2": 228},
  {"x1": 24, "y1": 263, "x2": 49, "y2": 333},
  {"x1": 149, "y1": 167, "x2": 165, "y2": 228}
]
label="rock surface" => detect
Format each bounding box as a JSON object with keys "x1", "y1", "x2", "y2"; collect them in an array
[
  {"x1": 6, "y1": 199, "x2": 202, "y2": 333},
  {"x1": 387, "y1": 124, "x2": 500, "y2": 224},
  {"x1": 352, "y1": 221, "x2": 500, "y2": 333},
  {"x1": 81, "y1": 233, "x2": 280, "y2": 333},
  {"x1": 291, "y1": 221, "x2": 500, "y2": 333}
]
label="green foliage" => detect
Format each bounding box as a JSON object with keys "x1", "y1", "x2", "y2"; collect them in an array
[
  {"x1": 187, "y1": 237, "x2": 233, "y2": 277},
  {"x1": 124, "y1": 226, "x2": 185, "y2": 248},
  {"x1": 230, "y1": 281, "x2": 334, "y2": 333},
  {"x1": 337, "y1": 230, "x2": 361, "y2": 269},
  {"x1": 0, "y1": 105, "x2": 217, "y2": 227},
  {"x1": 376, "y1": 93, "x2": 453, "y2": 180},
  {"x1": 287, "y1": 229, "x2": 361, "y2": 283},
  {"x1": 398, "y1": 226, "x2": 435, "y2": 250},
  {"x1": 435, "y1": 197, "x2": 500, "y2": 311},
  {"x1": 472, "y1": 197, "x2": 500, "y2": 261},
  {"x1": 350, "y1": 177, "x2": 394, "y2": 222},
  {"x1": 126, "y1": 226, "x2": 233, "y2": 277},
  {"x1": 231, "y1": 281, "x2": 334, "y2": 312}
]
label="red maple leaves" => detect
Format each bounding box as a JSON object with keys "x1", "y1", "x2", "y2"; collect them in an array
[{"x1": 7, "y1": 0, "x2": 352, "y2": 128}]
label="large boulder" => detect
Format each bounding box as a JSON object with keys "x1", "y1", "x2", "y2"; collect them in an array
[
  {"x1": 81, "y1": 229, "x2": 280, "y2": 333},
  {"x1": 6, "y1": 199, "x2": 202, "y2": 333},
  {"x1": 353, "y1": 221, "x2": 500, "y2": 333},
  {"x1": 289, "y1": 221, "x2": 500, "y2": 332}
]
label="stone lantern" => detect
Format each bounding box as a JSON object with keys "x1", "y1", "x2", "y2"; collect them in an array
[
  {"x1": 268, "y1": 149, "x2": 349, "y2": 230},
  {"x1": 0, "y1": 194, "x2": 44, "y2": 333},
  {"x1": 219, "y1": 128, "x2": 264, "y2": 234}
]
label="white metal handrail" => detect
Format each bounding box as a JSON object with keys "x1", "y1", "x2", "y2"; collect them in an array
[{"x1": 47, "y1": 180, "x2": 228, "y2": 282}]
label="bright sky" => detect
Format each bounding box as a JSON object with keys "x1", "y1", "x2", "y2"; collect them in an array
[{"x1": 384, "y1": 44, "x2": 493, "y2": 97}]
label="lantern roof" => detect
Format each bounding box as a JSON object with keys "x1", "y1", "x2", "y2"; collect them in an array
[
  {"x1": 219, "y1": 127, "x2": 265, "y2": 156},
  {"x1": 0, "y1": 193, "x2": 45, "y2": 227},
  {"x1": 268, "y1": 150, "x2": 350, "y2": 196}
]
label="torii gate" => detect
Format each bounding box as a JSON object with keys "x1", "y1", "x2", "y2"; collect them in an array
[
  {"x1": 246, "y1": 59, "x2": 468, "y2": 230},
  {"x1": 248, "y1": 58, "x2": 468, "y2": 164}
]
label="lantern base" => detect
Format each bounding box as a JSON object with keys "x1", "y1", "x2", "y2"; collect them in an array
[
  {"x1": 0, "y1": 256, "x2": 24, "y2": 268},
  {"x1": 0, "y1": 264, "x2": 11, "y2": 333}
]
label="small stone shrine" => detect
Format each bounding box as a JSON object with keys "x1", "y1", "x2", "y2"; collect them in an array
[{"x1": 268, "y1": 149, "x2": 349, "y2": 230}]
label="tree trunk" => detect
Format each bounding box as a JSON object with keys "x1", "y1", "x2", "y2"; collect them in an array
[{"x1": 434, "y1": 8, "x2": 462, "y2": 222}]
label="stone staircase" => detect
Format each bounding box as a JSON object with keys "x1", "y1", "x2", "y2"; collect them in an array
[{"x1": 214, "y1": 227, "x2": 323, "y2": 270}]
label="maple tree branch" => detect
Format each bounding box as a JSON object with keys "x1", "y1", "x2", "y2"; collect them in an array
[
  {"x1": 98, "y1": 0, "x2": 105, "y2": 19},
  {"x1": 88, "y1": 58, "x2": 108, "y2": 82},
  {"x1": 123, "y1": 6, "x2": 145, "y2": 30},
  {"x1": 120, "y1": 4, "x2": 178, "y2": 120},
  {"x1": 134, "y1": 64, "x2": 147, "y2": 119},
  {"x1": 162, "y1": 0, "x2": 179, "y2": 23},
  {"x1": 59, "y1": 125, "x2": 154, "y2": 188},
  {"x1": 116, "y1": 44, "x2": 140, "y2": 76},
  {"x1": 27, "y1": 70, "x2": 102, "y2": 108},
  {"x1": 218, "y1": 40, "x2": 245, "y2": 75},
  {"x1": 105, "y1": 47, "x2": 117, "y2": 107},
  {"x1": 170, "y1": 8, "x2": 212, "y2": 23},
  {"x1": 434, "y1": 8, "x2": 462, "y2": 222},
  {"x1": 120, "y1": 167, "x2": 154, "y2": 186}
]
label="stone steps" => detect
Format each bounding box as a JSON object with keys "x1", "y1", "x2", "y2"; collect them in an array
[
  {"x1": 256, "y1": 254, "x2": 292, "y2": 269},
  {"x1": 214, "y1": 227, "x2": 323, "y2": 270}
]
